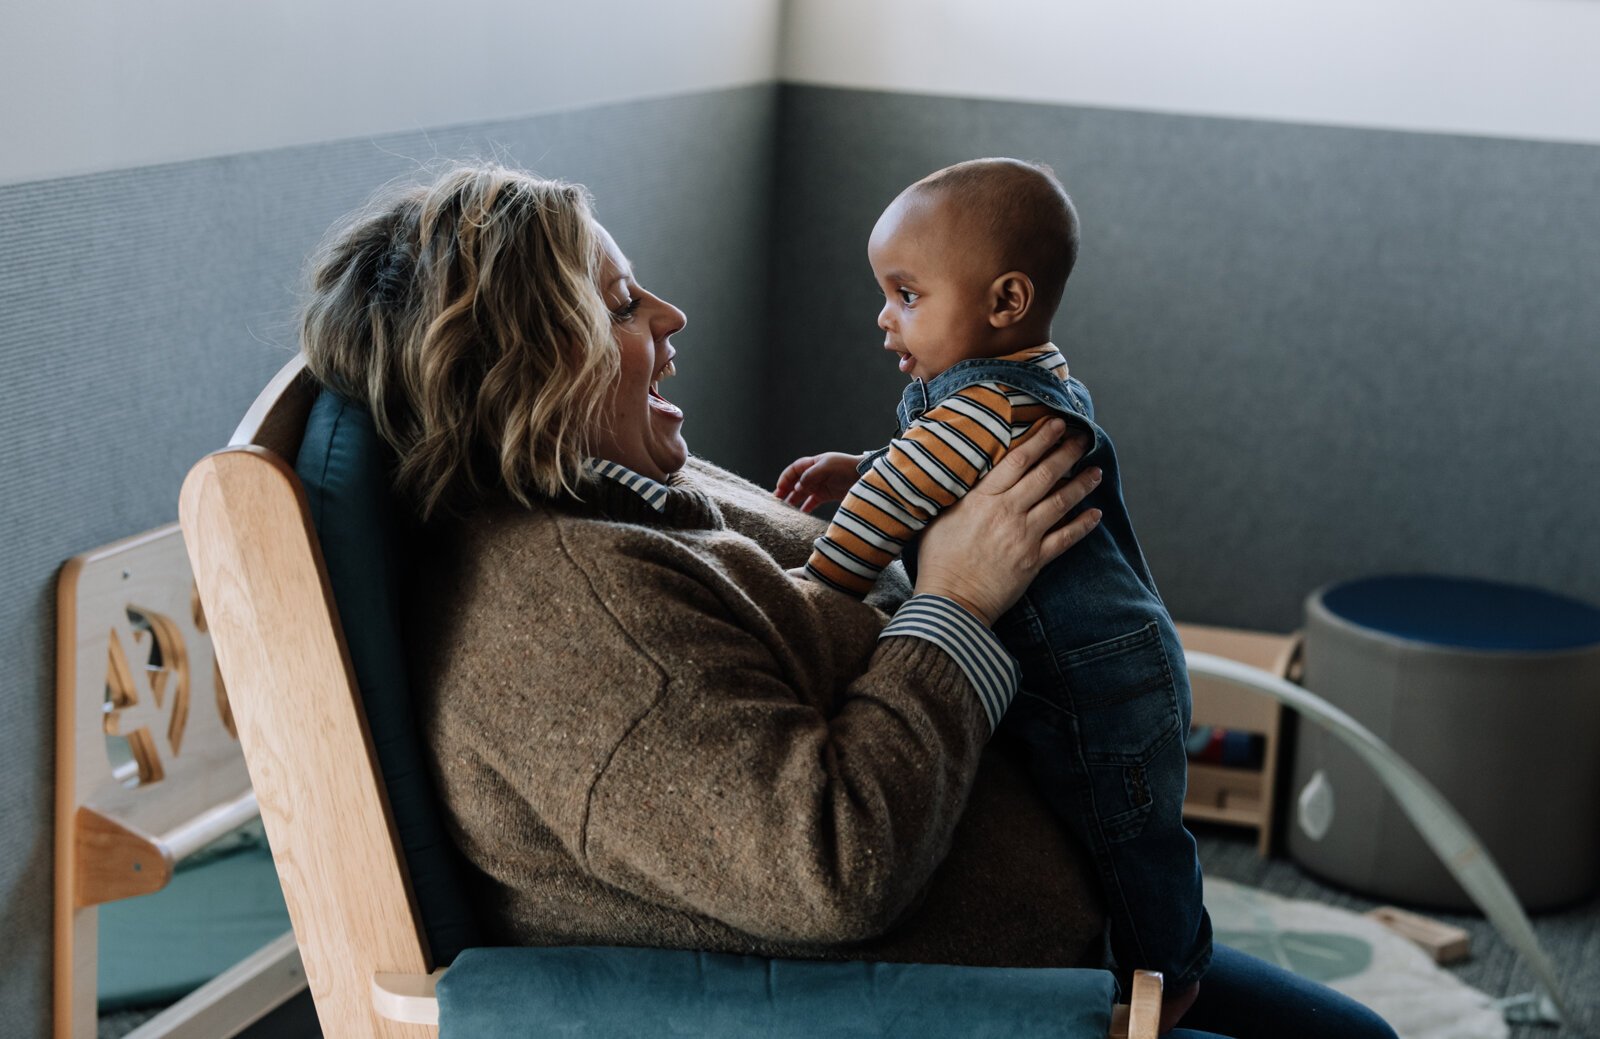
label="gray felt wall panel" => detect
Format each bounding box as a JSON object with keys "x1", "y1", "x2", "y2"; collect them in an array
[
  {"x1": 769, "y1": 85, "x2": 1600, "y2": 632},
  {"x1": 0, "y1": 84, "x2": 777, "y2": 1034}
]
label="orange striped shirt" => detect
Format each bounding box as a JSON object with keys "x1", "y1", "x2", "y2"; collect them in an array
[{"x1": 806, "y1": 344, "x2": 1070, "y2": 596}]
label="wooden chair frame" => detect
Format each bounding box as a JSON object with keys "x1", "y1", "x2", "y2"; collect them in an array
[
  {"x1": 180, "y1": 356, "x2": 1162, "y2": 1038},
  {"x1": 55, "y1": 521, "x2": 304, "y2": 1039}
]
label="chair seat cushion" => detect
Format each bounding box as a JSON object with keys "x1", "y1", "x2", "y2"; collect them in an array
[{"x1": 436, "y1": 946, "x2": 1116, "y2": 1038}]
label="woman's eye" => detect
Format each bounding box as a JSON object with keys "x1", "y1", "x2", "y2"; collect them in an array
[
  {"x1": 898, "y1": 288, "x2": 918, "y2": 305},
  {"x1": 611, "y1": 298, "x2": 642, "y2": 322}
]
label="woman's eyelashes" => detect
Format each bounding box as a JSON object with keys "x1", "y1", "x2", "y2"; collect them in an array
[{"x1": 611, "y1": 297, "x2": 642, "y2": 323}]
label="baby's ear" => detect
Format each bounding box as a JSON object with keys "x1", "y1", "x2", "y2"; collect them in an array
[{"x1": 989, "y1": 271, "x2": 1034, "y2": 328}]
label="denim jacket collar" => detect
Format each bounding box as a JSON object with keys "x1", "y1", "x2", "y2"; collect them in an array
[{"x1": 896, "y1": 343, "x2": 1082, "y2": 430}]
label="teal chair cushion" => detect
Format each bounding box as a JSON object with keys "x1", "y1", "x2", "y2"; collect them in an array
[
  {"x1": 295, "y1": 390, "x2": 479, "y2": 964},
  {"x1": 437, "y1": 947, "x2": 1116, "y2": 1038}
]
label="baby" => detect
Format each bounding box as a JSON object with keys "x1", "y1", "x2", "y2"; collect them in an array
[{"x1": 776, "y1": 158, "x2": 1213, "y2": 996}]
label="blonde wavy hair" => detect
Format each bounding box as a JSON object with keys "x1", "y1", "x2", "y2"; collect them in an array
[{"x1": 300, "y1": 163, "x2": 618, "y2": 520}]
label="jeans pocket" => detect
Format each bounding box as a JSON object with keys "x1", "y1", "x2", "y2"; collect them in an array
[{"x1": 1057, "y1": 621, "x2": 1182, "y2": 843}]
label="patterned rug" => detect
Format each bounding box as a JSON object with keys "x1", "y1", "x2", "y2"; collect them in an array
[{"x1": 1207, "y1": 877, "x2": 1507, "y2": 1039}]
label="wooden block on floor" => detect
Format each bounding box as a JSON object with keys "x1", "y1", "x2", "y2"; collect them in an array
[{"x1": 1366, "y1": 905, "x2": 1472, "y2": 964}]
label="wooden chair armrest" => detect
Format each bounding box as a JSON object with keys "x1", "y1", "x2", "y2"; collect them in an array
[
  {"x1": 372, "y1": 969, "x2": 446, "y2": 1027},
  {"x1": 1110, "y1": 970, "x2": 1164, "y2": 1039}
]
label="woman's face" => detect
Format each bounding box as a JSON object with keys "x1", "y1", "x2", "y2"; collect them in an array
[{"x1": 589, "y1": 223, "x2": 689, "y2": 481}]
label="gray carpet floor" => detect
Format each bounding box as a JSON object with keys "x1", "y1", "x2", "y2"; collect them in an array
[{"x1": 1195, "y1": 823, "x2": 1599, "y2": 1038}]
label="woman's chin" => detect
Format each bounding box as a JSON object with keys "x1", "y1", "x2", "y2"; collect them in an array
[
  {"x1": 659, "y1": 438, "x2": 689, "y2": 476},
  {"x1": 647, "y1": 422, "x2": 689, "y2": 477}
]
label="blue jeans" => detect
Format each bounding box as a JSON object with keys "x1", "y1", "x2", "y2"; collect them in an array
[
  {"x1": 1168, "y1": 944, "x2": 1400, "y2": 1038},
  {"x1": 994, "y1": 597, "x2": 1213, "y2": 993}
]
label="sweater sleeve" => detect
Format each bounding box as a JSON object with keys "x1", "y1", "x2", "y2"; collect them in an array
[
  {"x1": 567, "y1": 540, "x2": 1000, "y2": 947},
  {"x1": 803, "y1": 384, "x2": 1016, "y2": 596}
]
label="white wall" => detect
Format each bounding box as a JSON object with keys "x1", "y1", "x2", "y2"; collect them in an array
[
  {"x1": 15, "y1": 0, "x2": 1591, "y2": 186},
  {"x1": 782, "y1": 0, "x2": 1600, "y2": 145},
  {"x1": 0, "y1": 0, "x2": 784, "y2": 186}
]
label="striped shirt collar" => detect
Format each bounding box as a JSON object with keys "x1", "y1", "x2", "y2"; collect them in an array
[
  {"x1": 584, "y1": 458, "x2": 671, "y2": 512},
  {"x1": 999, "y1": 342, "x2": 1069, "y2": 378}
]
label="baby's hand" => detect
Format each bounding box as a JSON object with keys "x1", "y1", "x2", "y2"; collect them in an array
[{"x1": 774, "y1": 451, "x2": 868, "y2": 513}]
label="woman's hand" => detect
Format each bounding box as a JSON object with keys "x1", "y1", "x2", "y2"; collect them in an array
[
  {"x1": 913, "y1": 420, "x2": 1101, "y2": 626},
  {"x1": 774, "y1": 451, "x2": 869, "y2": 513}
]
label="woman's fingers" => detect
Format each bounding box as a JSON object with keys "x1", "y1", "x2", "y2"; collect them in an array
[
  {"x1": 1012, "y1": 426, "x2": 1092, "y2": 507},
  {"x1": 1039, "y1": 504, "x2": 1102, "y2": 564},
  {"x1": 977, "y1": 420, "x2": 1066, "y2": 495},
  {"x1": 982, "y1": 421, "x2": 1092, "y2": 509},
  {"x1": 1027, "y1": 465, "x2": 1102, "y2": 532}
]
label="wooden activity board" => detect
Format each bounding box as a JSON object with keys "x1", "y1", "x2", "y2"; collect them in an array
[{"x1": 55, "y1": 523, "x2": 304, "y2": 1039}]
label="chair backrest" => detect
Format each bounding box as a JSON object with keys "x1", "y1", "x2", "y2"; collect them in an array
[
  {"x1": 292, "y1": 384, "x2": 478, "y2": 962},
  {"x1": 181, "y1": 355, "x2": 439, "y2": 1037}
]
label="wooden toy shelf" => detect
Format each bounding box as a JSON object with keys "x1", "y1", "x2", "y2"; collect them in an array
[{"x1": 1174, "y1": 624, "x2": 1300, "y2": 857}]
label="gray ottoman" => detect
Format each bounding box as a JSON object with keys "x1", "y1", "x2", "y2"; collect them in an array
[{"x1": 1288, "y1": 574, "x2": 1600, "y2": 911}]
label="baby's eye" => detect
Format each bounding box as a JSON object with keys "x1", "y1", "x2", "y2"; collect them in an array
[
  {"x1": 897, "y1": 288, "x2": 919, "y2": 305},
  {"x1": 611, "y1": 298, "x2": 642, "y2": 323}
]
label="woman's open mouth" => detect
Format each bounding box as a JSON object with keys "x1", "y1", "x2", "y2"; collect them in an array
[{"x1": 649, "y1": 358, "x2": 682, "y2": 416}]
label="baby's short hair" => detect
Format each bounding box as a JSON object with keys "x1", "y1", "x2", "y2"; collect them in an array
[{"x1": 913, "y1": 158, "x2": 1079, "y2": 318}]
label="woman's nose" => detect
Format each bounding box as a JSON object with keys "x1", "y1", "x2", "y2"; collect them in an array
[{"x1": 654, "y1": 297, "x2": 687, "y2": 337}]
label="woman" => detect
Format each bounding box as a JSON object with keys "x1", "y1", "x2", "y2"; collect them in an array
[{"x1": 300, "y1": 164, "x2": 1396, "y2": 1038}]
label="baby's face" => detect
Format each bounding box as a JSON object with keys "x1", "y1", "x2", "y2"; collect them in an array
[{"x1": 868, "y1": 194, "x2": 998, "y2": 382}]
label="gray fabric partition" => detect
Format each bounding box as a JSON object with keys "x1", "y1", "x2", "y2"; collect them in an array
[
  {"x1": 769, "y1": 85, "x2": 1600, "y2": 633},
  {"x1": 0, "y1": 84, "x2": 777, "y2": 1033}
]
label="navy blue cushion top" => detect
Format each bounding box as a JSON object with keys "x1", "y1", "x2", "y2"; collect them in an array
[
  {"x1": 436, "y1": 946, "x2": 1116, "y2": 1039},
  {"x1": 294, "y1": 390, "x2": 479, "y2": 964},
  {"x1": 1320, "y1": 575, "x2": 1600, "y2": 653}
]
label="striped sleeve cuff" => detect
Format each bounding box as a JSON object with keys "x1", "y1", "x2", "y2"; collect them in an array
[{"x1": 879, "y1": 594, "x2": 1020, "y2": 732}]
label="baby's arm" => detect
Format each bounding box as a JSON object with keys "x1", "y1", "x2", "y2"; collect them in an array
[
  {"x1": 803, "y1": 386, "x2": 1017, "y2": 596},
  {"x1": 775, "y1": 451, "x2": 868, "y2": 513}
]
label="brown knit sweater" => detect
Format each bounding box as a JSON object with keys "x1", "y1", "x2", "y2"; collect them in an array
[{"x1": 408, "y1": 455, "x2": 1105, "y2": 967}]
